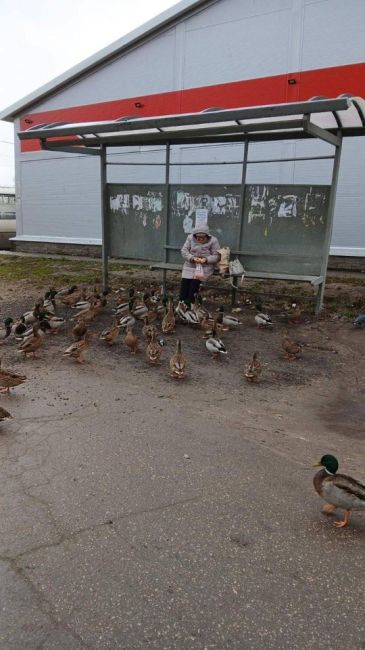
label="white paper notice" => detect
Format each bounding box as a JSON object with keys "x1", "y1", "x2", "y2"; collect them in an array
[{"x1": 195, "y1": 208, "x2": 208, "y2": 230}]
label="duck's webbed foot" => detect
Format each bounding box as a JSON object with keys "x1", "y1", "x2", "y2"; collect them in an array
[{"x1": 334, "y1": 510, "x2": 350, "y2": 528}]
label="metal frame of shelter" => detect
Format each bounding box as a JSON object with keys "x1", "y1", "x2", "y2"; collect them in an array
[{"x1": 18, "y1": 96, "x2": 365, "y2": 313}]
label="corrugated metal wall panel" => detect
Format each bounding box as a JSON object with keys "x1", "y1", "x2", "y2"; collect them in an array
[
  {"x1": 185, "y1": 0, "x2": 292, "y2": 29},
  {"x1": 107, "y1": 146, "x2": 167, "y2": 185},
  {"x1": 183, "y1": 2, "x2": 293, "y2": 88},
  {"x1": 19, "y1": 156, "x2": 101, "y2": 240},
  {"x1": 331, "y1": 137, "x2": 365, "y2": 248},
  {"x1": 32, "y1": 29, "x2": 177, "y2": 113},
  {"x1": 302, "y1": 0, "x2": 365, "y2": 70},
  {"x1": 292, "y1": 140, "x2": 333, "y2": 186}
]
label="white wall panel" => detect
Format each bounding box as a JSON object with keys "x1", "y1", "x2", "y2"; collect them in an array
[
  {"x1": 19, "y1": 157, "x2": 101, "y2": 240},
  {"x1": 183, "y1": 5, "x2": 292, "y2": 87},
  {"x1": 32, "y1": 29, "x2": 177, "y2": 112},
  {"x1": 107, "y1": 147, "x2": 166, "y2": 184},
  {"x1": 331, "y1": 137, "x2": 365, "y2": 248},
  {"x1": 185, "y1": 0, "x2": 292, "y2": 29},
  {"x1": 292, "y1": 139, "x2": 333, "y2": 185},
  {"x1": 302, "y1": 0, "x2": 365, "y2": 70}
]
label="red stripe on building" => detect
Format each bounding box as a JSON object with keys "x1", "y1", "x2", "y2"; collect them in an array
[{"x1": 20, "y1": 61, "x2": 365, "y2": 152}]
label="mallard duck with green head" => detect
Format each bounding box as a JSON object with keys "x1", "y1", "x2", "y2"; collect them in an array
[
  {"x1": 217, "y1": 305, "x2": 242, "y2": 328},
  {"x1": 39, "y1": 312, "x2": 65, "y2": 334},
  {"x1": 0, "y1": 318, "x2": 13, "y2": 343},
  {"x1": 44, "y1": 289, "x2": 58, "y2": 312},
  {"x1": 205, "y1": 324, "x2": 227, "y2": 359},
  {"x1": 313, "y1": 454, "x2": 365, "y2": 528},
  {"x1": 255, "y1": 304, "x2": 273, "y2": 329},
  {"x1": 114, "y1": 288, "x2": 135, "y2": 315},
  {"x1": 132, "y1": 293, "x2": 150, "y2": 320},
  {"x1": 119, "y1": 301, "x2": 136, "y2": 329},
  {"x1": 184, "y1": 301, "x2": 200, "y2": 325}
]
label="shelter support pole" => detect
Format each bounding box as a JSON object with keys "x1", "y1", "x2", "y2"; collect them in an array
[
  {"x1": 100, "y1": 145, "x2": 109, "y2": 292},
  {"x1": 316, "y1": 135, "x2": 342, "y2": 315},
  {"x1": 303, "y1": 118, "x2": 341, "y2": 148},
  {"x1": 232, "y1": 138, "x2": 249, "y2": 306},
  {"x1": 161, "y1": 144, "x2": 171, "y2": 294}
]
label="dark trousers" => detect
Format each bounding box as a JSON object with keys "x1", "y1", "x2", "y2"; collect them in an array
[{"x1": 179, "y1": 278, "x2": 201, "y2": 306}]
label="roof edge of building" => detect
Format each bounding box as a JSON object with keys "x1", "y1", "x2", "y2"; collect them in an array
[{"x1": 0, "y1": 0, "x2": 210, "y2": 122}]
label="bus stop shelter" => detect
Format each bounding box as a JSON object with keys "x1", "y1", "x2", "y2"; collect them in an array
[{"x1": 18, "y1": 96, "x2": 365, "y2": 313}]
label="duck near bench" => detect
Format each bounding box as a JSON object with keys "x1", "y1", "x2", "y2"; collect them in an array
[
  {"x1": 254, "y1": 305, "x2": 273, "y2": 329},
  {"x1": 217, "y1": 305, "x2": 242, "y2": 328},
  {"x1": 205, "y1": 324, "x2": 227, "y2": 359}
]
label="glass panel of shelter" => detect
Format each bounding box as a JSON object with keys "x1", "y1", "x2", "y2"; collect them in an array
[{"x1": 106, "y1": 142, "x2": 333, "y2": 275}]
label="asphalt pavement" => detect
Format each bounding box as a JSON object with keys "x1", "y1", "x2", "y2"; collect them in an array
[{"x1": 0, "y1": 353, "x2": 364, "y2": 650}]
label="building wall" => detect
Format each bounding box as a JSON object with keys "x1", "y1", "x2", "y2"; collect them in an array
[{"x1": 13, "y1": 0, "x2": 365, "y2": 255}]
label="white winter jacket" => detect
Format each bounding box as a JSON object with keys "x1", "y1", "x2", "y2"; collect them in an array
[{"x1": 180, "y1": 226, "x2": 220, "y2": 280}]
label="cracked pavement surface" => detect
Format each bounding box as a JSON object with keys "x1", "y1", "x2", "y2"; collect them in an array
[{"x1": 0, "y1": 320, "x2": 364, "y2": 650}]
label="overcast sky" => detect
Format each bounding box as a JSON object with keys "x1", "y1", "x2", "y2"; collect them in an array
[{"x1": 0, "y1": 0, "x2": 179, "y2": 186}]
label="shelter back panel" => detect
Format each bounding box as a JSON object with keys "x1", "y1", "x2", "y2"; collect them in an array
[
  {"x1": 108, "y1": 184, "x2": 165, "y2": 261},
  {"x1": 107, "y1": 183, "x2": 330, "y2": 275}
]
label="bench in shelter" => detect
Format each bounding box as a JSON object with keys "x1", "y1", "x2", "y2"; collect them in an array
[{"x1": 149, "y1": 259, "x2": 324, "y2": 314}]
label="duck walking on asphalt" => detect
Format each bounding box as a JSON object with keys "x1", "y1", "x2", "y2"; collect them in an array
[
  {"x1": 0, "y1": 360, "x2": 27, "y2": 394},
  {"x1": 205, "y1": 324, "x2": 227, "y2": 359},
  {"x1": 254, "y1": 305, "x2": 273, "y2": 329},
  {"x1": 313, "y1": 454, "x2": 365, "y2": 528},
  {"x1": 282, "y1": 332, "x2": 302, "y2": 361},
  {"x1": 169, "y1": 338, "x2": 186, "y2": 379}
]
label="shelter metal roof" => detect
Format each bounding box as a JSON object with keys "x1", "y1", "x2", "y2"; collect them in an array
[{"x1": 17, "y1": 96, "x2": 365, "y2": 151}]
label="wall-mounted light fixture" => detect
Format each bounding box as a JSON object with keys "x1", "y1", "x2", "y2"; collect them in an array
[
  {"x1": 134, "y1": 102, "x2": 144, "y2": 108},
  {"x1": 288, "y1": 78, "x2": 297, "y2": 85}
]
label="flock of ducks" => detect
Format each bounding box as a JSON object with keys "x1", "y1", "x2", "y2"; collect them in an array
[
  {"x1": 0, "y1": 287, "x2": 357, "y2": 394},
  {"x1": 0, "y1": 283, "x2": 364, "y2": 528},
  {"x1": 0, "y1": 286, "x2": 303, "y2": 413}
]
